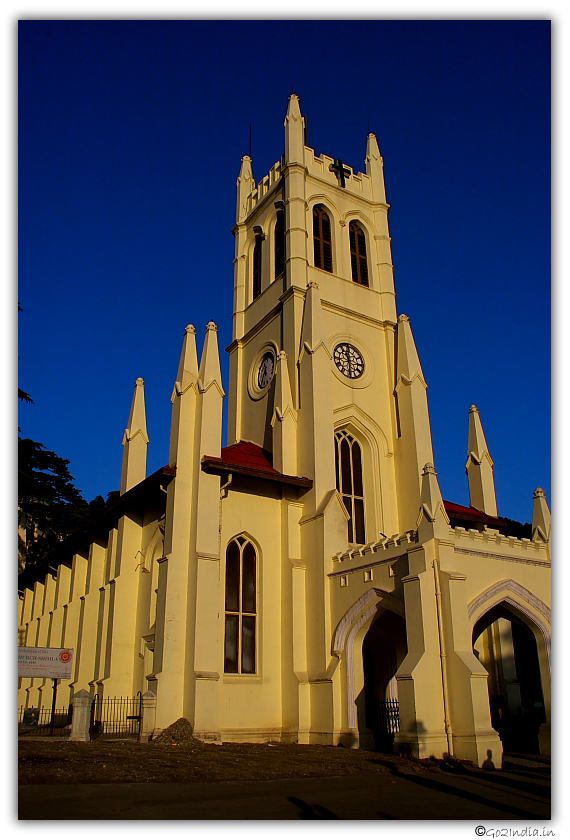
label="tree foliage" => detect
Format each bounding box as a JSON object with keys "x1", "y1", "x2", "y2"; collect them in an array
[
  {"x1": 19, "y1": 437, "x2": 84, "y2": 509},
  {"x1": 18, "y1": 388, "x2": 33, "y2": 404},
  {"x1": 18, "y1": 436, "x2": 118, "y2": 576}
]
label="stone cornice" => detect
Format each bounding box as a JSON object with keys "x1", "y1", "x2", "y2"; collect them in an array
[
  {"x1": 454, "y1": 547, "x2": 550, "y2": 568},
  {"x1": 319, "y1": 298, "x2": 394, "y2": 331},
  {"x1": 227, "y1": 301, "x2": 282, "y2": 350},
  {"x1": 279, "y1": 285, "x2": 307, "y2": 305},
  {"x1": 329, "y1": 554, "x2": 404, "y2": 578}
]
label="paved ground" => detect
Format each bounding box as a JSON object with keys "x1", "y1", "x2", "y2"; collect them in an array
[{"x1": 19, "y1": 762, "x2": 551, "y2": 820}]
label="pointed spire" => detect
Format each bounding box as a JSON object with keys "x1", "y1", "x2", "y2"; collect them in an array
[
  {"x1": 532, "y1": 488, "x2": 551, "y2": 542},
  {"x1": 273, "y1": 351, "x2": 294, "y2": 417},
  {"x1": 466, "y1": 405, "x2": 497, "y2": 517},
  {"x1": 271, "y1": 351, "x2": 297, "y2": 475},
  {"x1": 199, "y1": 321, "x2": 225, "y2": 396},
  {"x1": 396, "y1": 314, "x2": 426, "y2": 385},
  {"x1": 286, "y1": 92, "x2": 302, "y2": 120},
  {"x1": 236, "y1": 155, "x2": 254, "y2": 223},
  {"x1": 120, "y1": 377, "x2": 149, "y2": 494},
  {"x1": 197, "y1": 321, "x2": 225, "y2": 464},
  {"x1": 467, "y1": 405, "x2": 493, "y2": 464},
  {"x1": 299, "y1": 282, "x2": 329, "y2": 358},
  {"x1": 169, "y1": 325, "x2": 199, "y2": 467},
  {"x1": 284, "y1": 93, "x2": 305, "y2": 164},
  {"x1": 173, "y1": 324, "x2": 199, "y2": 398},
  {"x1": 417, "y1": 462, "x2": 450, "y2": 541},
  {"x1": 365, "y1": 133, "x2": 386, "y2": 203},
  {"x1": 126, "y1": 377, "x2": 148, "y2": 439},
  {"x1": 297, "y1": 280, "x2": 336, "y2": 504},
  {"x1": 394, "y1": 313, "x2": 434, "y2": 530}
]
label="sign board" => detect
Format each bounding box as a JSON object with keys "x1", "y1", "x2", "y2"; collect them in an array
[
  {"x1": 18, "y1": 647, "x2": 74, "y2": 679},
  {"x1": 21, "y1": 708, "x2": 40, "y2": 729}
]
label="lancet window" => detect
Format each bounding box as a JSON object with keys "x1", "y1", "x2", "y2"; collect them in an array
[
  {"x1": 313, "y1": 205, "x2": 333, "y2": 273},
  {"x1": 252, "y1": 233, "x2": 263, "y2": 300},
  {"x1": 224, "y1": 537, "x2": 257, "y2": 674},
  {"x1": 349, "y1": 221, "x2": 369, "y2": 286},
  {"x1": 274, "y1": 210, "x2": 285, "y2": 278},
  {"x1": 335, "y1": 431, "x2": 366, "y2": 544}
]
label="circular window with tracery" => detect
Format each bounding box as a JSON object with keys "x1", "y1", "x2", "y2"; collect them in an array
[{"x1": 333, "y1": 343, "x2": 365, "y2": 379}]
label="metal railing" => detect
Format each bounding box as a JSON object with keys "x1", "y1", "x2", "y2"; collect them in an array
[
  {"x1": 18, "y1": 705, "x2": 72, "y2": 736},
  {"x1": 375, "y1": 699, "x2": 400, "y2": 735},
  {"x1": 367, "y1": 699, "x2": 400, "y2": 751},
  {"x1": 90, "y1": 693, "x2": 142, "y2": 739}
]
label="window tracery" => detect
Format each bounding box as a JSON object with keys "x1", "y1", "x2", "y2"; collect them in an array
[
  {"x1": 224, "y1": 537, "x2": 257, "y2": 674},
  {"x1": 335, "y1": 431, "x2": 366, "y2": 544}
]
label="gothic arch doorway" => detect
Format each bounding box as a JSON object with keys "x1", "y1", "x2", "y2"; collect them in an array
[
  {"x1": 473, "y1": 604, "x2": 546, "y2": 754},
  {"x1": 361, "y1": 609, "x2": 407, "y2": 751}
]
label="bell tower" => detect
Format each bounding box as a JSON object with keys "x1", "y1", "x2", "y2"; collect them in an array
[{"x1": 226, "y1": 94, "x2": 434, "y2": 537}]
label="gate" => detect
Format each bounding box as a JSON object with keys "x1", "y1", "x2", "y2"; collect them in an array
[
  {"x1": 369, "y1": 700, "x2": 400, "y2": 751},
  {"x1": 90, "y1": 693, "x2": 142, "y2": 740}
]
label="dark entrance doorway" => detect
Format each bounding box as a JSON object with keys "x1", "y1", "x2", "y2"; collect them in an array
[
  {"x1": 362, "y1": 609, "x2": 407, "y2": 752},
  {"x1": 473, "y1": 605, "x2": 546, "y2": 754}
]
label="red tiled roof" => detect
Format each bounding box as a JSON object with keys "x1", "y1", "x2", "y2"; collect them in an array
[
  {"x1": 201, "y1": 441, "x2": 312, "y2": 489},
  {"x1": 218, "y1": 441, "x2": 279, "y2": 473},
  {"x1": 443, "y1": 499, "x2": 507, "y2": 526}
]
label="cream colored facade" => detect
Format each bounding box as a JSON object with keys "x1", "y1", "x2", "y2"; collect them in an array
[{"x1": 18, "y1": 96, "x2": 550, "y2": 766}]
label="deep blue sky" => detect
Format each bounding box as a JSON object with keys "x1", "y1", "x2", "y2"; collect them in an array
[{"x1": 18, "y1": 20, "x2": 550, "y2": 524}]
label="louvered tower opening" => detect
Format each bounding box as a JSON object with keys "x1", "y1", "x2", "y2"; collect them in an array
[
  {"x1": 274, "y1": 210, "x2": 285, "y2": 278},
  {"x1": 313, "y1": 205, "x2": 333, "y2": 273},
  {"x1": 252, "y1": 234, "x2": 262, "y2": 300},
  {"x1": 349, "y1": 221, "x2": 369, "y2": 286}
]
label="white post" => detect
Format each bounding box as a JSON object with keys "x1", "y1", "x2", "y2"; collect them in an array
[
  {"x1": 69, "y1": 689, "x2": 92, "y2": 742},
  {"x1": 139, "y1": 690, "x2": 157, "y2": 742}
]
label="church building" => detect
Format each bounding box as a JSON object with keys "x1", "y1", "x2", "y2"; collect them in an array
[{"x1": 18, "y1": 95, "x2": 551, "y2": 766}]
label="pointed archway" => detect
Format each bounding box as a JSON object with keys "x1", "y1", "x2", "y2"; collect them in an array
[
  {"x1": 473, "y1": 604, "x2": 546, "y2": 754},
  {"x1": 361, "y1": 609, "x2": 407, "y2": 751},
  {"x1": 332, "y1": 588, "x2": 406, "y2": 749}
]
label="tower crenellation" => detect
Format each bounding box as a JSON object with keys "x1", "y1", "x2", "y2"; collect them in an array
[
  {"x1": 303, "y1": 147, "x2": 374, "y2": 199},
  {"x1": 238, "y1": 160, "x2": 283, "y2": 220}
]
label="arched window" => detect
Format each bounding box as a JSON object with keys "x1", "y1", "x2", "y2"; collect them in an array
[
  {"x1": 313, "y1": 205, "x2": 333, "y2": 273},
  {"x1": 224, "y1": 537, "x2": 257, "y2": 674},
  {"x1": 252, "y1": 233, "x2": 262, "y2": 300},
  {"x1": 335, "y1": 431, "x2": 366, "y2": 544},
  {"x1": 349, "y1": 221, "x2": 369, "y2": 286},
  {"x1": 274, "y1": 210, "x2": 285, "y2": 278}
]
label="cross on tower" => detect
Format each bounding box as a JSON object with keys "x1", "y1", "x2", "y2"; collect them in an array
[{"x1": 329, "y1": 158, "x2": 351, "y2": 188}]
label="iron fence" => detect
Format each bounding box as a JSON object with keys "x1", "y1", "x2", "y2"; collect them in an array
[
  {"x1": 90, "y1": 693, "x2": 142, "y2": 740},
  {"x1": 18, "y1": 705, "x2": 72, "y2": 736},
  {"x1": 367, "y1": 699, "x2": 400, "y2": 752},
  {"x1": 374, "y1": 700, "x2": 400, "y2": 735}
]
